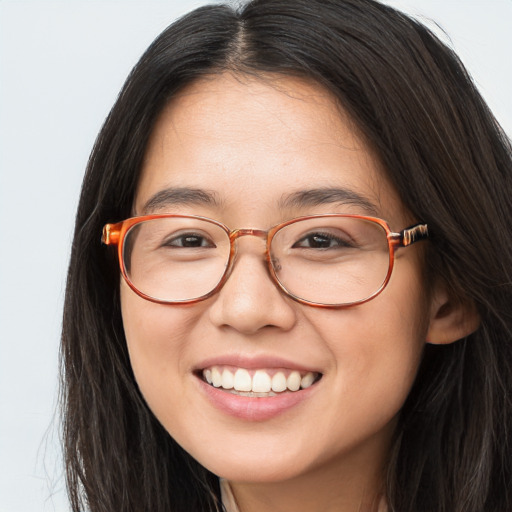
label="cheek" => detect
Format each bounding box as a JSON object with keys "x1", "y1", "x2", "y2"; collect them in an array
[
  {"x1": 310, "y1": 279, "x2": 428, "y2": 422},
  {"x1": 120, "y1": 283, "x2": 199, "y2": 422}
]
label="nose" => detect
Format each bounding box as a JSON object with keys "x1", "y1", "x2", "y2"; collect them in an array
[{"x1": 208, "y1": 238, "x2": 297, "y2": 335}]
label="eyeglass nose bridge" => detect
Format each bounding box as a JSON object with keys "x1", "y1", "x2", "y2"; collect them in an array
[
  {"x1": 224, "y1": 227, "x2": 277, "y2": 281},
  {"x1": 229, "y1": 228, "x2": 268, "y2": 241},
  {"x1": 228, "y1": 228, "x2": 270, "y2": 257},
  {"x1": 228, "y1": 227, "x2": 272, "y2": 260}
]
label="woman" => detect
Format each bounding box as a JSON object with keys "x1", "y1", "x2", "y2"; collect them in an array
[{"x1": 61, "y1": 0, "x2": 512, "y2": 511}]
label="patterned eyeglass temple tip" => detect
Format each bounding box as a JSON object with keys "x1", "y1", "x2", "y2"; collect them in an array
[{"x1": 400, "y1": 224, "x2": 429, "y2": 246}]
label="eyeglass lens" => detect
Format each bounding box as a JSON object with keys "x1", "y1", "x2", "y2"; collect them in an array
[{"x1": 122, "y1": 216, "x2": 390, "y2": 305}]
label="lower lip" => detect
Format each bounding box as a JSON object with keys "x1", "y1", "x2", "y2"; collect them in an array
[{"x1": 197, "y1": 377, "x2": 319, "y2": 421}]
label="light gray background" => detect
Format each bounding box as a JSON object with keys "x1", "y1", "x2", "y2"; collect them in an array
[{"x1": 1, "y1": 1, "x2": 510, "y2": 511}]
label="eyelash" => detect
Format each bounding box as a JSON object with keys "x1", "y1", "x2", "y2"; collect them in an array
[
  {"x1": 163, "y1": 233, "x2": 215, "y2": 248},
  {"x1": 292, "y1": 232, "x2": 355, "y2": 250},
  {"x1": 158, "y1": 230, "x2": 357, "y2": 251}
]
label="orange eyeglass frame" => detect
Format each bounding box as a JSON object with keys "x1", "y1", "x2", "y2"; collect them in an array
[{"x1": 102, "y1": 214, "x2": 429, "y2": 308}]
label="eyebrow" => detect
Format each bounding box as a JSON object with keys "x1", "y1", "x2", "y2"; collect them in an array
[
  {"x1": 141, "y1": 185, "x2": 378, "y2": 216},
  {"x1": 142, "y1": 187, "x2": 222, "y2": 213},
  {"x1": 279, "y1": 187, "x2": 378, "y2": 214}
]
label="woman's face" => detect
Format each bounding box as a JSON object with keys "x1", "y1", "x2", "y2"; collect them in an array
[{"x1": 121, "y1": 74, "x2": 432, "y2": 484}]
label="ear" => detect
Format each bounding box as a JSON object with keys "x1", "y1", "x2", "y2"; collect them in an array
[{"x1": 426, "y1": 284, "x2": 481, "y2": 345}]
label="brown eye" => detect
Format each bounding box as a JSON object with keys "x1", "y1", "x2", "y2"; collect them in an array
[
  {"x1": 163, "y1": 232, "x2": 216, "y2": 248},
  {"x1": 292, "y1": 232, "x2": 353, "y2": 250}
]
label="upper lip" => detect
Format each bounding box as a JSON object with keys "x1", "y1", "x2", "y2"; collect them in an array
[{"x1": 194, "y1": 354, "x2": 322, "y2": 373}]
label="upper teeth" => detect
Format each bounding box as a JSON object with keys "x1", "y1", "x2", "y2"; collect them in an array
[{"x1": 203, "y1": 366, "x2": 317, "y2": 393}]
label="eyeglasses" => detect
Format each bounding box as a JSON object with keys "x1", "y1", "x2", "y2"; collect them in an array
[{"x1": 102, "y1": 214, "x2": 428, "y2": 308}]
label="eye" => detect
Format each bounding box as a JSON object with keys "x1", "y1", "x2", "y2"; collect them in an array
[
  {"x1": 292, "y1": 232, "x2": 354, "y2": 250},
  {"x1": 163, "y1": 232, "x2": 216, "y2": 248}
]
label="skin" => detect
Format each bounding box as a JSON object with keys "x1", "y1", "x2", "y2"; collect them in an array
[{"x1": 121, "y1": 73, "x2": 464, "y2": 512}]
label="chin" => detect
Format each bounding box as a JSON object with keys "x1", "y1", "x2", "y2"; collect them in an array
[
  {"x1": 207, "y1": 458, "x2": 307, "y2": 484},
  {"x1": 181, "y1": 434, "x2": 313, "y2": 483}
]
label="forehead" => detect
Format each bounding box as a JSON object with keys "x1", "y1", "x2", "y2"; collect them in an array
[{"x1": 136, "y1": 73, "x2": 405, "y2": 226}]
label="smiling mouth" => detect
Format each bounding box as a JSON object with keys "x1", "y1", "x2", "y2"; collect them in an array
[{"x1": 199, "y1": 366, "x2": 322, "y2": 397}]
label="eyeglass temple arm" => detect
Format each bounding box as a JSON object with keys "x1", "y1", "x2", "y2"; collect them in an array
[
  {"x1": 391, "y1": 223, "x2": 429, "y2": 247},
  {"x1": 102, "y1": 223, "x2": 122, "y2": 245}
]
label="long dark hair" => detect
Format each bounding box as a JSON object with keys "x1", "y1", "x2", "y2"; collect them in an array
[{"x1": 61, "y1": 0, "x2": 512, "y2": 510}]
